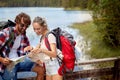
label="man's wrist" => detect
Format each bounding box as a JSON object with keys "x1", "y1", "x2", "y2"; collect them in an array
[{"x1": 0, "y1": 57, "x2": 3, "y2": 63}]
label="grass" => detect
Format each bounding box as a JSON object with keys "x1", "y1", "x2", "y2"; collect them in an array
[
  {"x1": 72, "y1": 21, "x2": 120, "y2": 80},
  {"x1": 71, "y1": 21, "x2": 120, "y2": 59}
]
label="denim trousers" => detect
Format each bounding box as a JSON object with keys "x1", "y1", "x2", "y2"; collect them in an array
[
  {"x1": 0, "y1": 57, "x2": 34, "y2": 80},
  {"x1": 0, "y1": 69, "x2": 14, "y2": 80}
]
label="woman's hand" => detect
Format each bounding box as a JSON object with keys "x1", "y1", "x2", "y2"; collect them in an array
[
  {"x1": 24, "y1": 46, "x2": 33, "y2": 52},
  {"x1": 31, "y1": 48, "x2": 42, "y2": 54}
]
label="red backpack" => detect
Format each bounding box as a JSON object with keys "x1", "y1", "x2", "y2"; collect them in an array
[{"x1": 44, "y1": 27, "x2": 76, "y2": 75}]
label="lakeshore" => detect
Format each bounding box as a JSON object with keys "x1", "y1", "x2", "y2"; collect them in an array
[{"x1": 71, "y1": 21, "x2": 120, "y2": 59}]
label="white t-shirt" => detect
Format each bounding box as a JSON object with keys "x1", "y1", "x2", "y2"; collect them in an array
[
  {"x1": 9, "y1": 35, "x2": 22, "y2": 59},
  {"x1": 38, "y1": 33, "x2": 56, "y2": 62}
]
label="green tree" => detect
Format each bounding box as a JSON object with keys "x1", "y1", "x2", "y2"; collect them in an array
[
  {"x1": 89, "y1": 0, "x2": 120, "y2": 48},
  {"x1": 61, "y1": 0, "x2": 69, "y2": 8},
  {"x1": 0, "y1": 0, "x2": 62, "y2": 7}
]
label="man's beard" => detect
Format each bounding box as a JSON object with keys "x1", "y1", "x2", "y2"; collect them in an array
[{"x1": 18, "y1": 28, "x2": 26, "y2": 34}]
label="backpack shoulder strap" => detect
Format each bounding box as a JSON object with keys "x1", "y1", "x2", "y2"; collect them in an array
[
  {"x1": 40, "y1": 32, "x2": 51, "y2": 51},
  {"x1": 44, "y1": 32, "x2": 58, "y2": 50},
  {"x1": 44, "y1": 32, "x2": 51, "y2": 51},
  {"x1": 7, "y1": 27, "x2": 14, "y2": 46},
  {"x1": 43, "y1": 32, "x2": 56, "y2": 60}
]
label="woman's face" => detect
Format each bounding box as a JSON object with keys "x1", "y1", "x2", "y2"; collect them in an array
[{"x1": 32, "y1": 22, "x2": 43, "y2": 35}]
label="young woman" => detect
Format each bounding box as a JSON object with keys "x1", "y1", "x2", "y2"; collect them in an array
[{"x1": 26, "y1": 16, "x2": 63, "y2": 80}]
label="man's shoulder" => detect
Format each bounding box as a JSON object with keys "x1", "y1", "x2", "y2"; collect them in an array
[
  {"x1": 0, "y1": 27, "x2": 10, "y2": 36},
  {"x1": 2, "y1": 27, "x2": 15, "y2": 32}
]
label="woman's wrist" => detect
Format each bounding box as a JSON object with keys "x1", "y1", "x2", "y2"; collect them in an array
[
  {"x1": 41, "y1": 49, "x2": 43, "y2": 53},
  {"x1": 41, "y1": 49, "x2": 45, "y2": 53}
]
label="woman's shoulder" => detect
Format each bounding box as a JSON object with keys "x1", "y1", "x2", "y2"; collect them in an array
[
  {"x1": 47, "y1": 32, "x2": 56, "y2": 43},
  {"x1": 48, "y1": 32, "x2": 55, "y2": 37}
]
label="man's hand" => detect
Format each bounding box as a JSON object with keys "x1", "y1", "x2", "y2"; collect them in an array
[{"x1": 1, "y1": 57, "x2": 11, "y2": 66}]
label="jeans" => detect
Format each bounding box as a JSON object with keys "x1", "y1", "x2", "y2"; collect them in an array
[
  {"x1": 0, "y1": 69, "x2": 14, "y2": 80},
  {"x1": 0, "y1": 57, "x2": 34, "y2": 80}
]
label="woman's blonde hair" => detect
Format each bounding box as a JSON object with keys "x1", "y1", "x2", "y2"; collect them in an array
[{"x1": 33, "y1": 16, "x2": 47, "y2": 29}]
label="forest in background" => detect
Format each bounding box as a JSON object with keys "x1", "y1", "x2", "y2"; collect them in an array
[
  {"x1": 89, "y1": 0, "x2": 120, "y2": 48},
  {"x1": 0, "y1": 0, "x2": 89, "y2": 9}
]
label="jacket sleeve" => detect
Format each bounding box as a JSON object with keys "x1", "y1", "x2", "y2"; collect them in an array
[{"x1": 0, "y1": 28, "x2": 10, "y2": 50}]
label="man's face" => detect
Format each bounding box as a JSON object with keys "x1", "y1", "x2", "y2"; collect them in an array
[{"x1": 16, "y1": 19, "x2": 29, "y2": 34}]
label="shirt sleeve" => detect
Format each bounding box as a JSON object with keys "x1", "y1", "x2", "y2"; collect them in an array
[
  {"x1": 0, "y1": 28, "x2": 10, "y2": 48},
  {"x1": 48, "y1": 33, "x2": 56, "y2": 44}
]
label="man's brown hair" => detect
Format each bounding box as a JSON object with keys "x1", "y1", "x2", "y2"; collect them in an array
[{"x1": 15, "y1": 12, "x2": 31, "y2": 26}]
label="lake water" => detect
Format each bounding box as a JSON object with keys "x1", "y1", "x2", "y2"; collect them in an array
[
  {"x1": 0, "y1": 7, "x2": 92, "y2": 79},
  {"x1": 0, "y1": 7, "x2": 92, "y2": 46}
]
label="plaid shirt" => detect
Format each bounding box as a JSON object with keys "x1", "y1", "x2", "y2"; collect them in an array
[{"x1": 0, "y1": 27, "x2": 30, "y2": 72}]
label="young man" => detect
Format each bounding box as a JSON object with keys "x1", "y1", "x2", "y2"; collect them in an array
[{"x1": 0, "y1": 12, "x2": 44, "y2": 80}]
